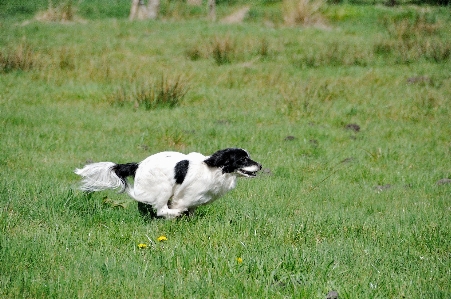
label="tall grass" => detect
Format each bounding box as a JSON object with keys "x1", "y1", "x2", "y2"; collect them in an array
[
  {"x1": 375, "y1": 11, "x2": 451, "y2": 63},
  {"x1": 0, "y1": 44, "x2": 36, "y2": 73},
  {"x1": 212, "y1": 35, "x2": 235, "y2": 65},
  {"x1": 108, "y1": 76, "x2": 189, "y2": 110},
  {"x1": 283, "y1": 0, "x2": 328, "y2": 27},
  {"x1": 35, "y1": 0, "x2": 77, "y2": 22}
]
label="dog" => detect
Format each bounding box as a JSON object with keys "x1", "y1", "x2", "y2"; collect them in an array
[{"x1": 75, "y1": 148, "x2": 262, "y2": 219}]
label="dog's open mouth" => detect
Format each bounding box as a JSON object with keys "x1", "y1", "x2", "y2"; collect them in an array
[
  {"x1": 237, "y1": 165, "x2": 261, "y2": 177},
  {"x1": 237, "y1": 169, "x2": 258, "y2": 177}
]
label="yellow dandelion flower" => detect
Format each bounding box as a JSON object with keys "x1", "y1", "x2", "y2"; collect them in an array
[
  {"x1": 236, "y1": 257, "x2": 243, "y2": 263},
  {"x1": 157, "y1": 236, "x2": 168, "y2": 242},
  {"x1": 137, "y1": 243, "x2": 147, "y2": 249}
]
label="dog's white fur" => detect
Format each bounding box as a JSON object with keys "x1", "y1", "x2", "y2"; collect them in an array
[{"x1": 75, "y1": 148, "x2": 261, "y2": 219}]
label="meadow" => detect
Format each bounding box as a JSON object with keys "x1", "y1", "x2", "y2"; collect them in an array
[{"x1": 1, "y1": 0, "x2": 451, "y2": 298}]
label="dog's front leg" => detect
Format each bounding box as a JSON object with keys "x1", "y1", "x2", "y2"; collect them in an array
[
  {"x1": 156, "y1": 205, "x2": 187, "y2": 219},
  {"x1": 187, "y1": 207, "x2": 196, "y2": 216}
]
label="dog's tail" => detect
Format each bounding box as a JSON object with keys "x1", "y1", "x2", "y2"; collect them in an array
[{"x1": 74, "y1": 162, "x2": 139, "y2": 193}]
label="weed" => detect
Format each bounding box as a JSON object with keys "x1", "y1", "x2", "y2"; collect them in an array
[
  {"x1": 108, "y1": 76, "x2": 189, "y2": 110},
  {"x1": 302, "y1": 41, "x2": 371, "y2": 68},
  {"x1": 279, "y1": 81, "x2": 312, "y2": 118},
  {"x1": 188, "y1": 36, "x2": 271, "y2": 63},
  {"x1": 425, "y1": 39, "x2": 451, "y2": 63},
  {"x1": 58, "y1": 47, "x2": 75, "y2": 70},
  {"x1": 108, "y1": 84, "x2": 130, "y2": 107},
  {"x1": 0, "y1": 44, "x2": 36, "y2": 73},
  {"x1": 185, "y1": 46, "x2": 203, "y2": 61},
  {"x1": 375, "y1": 12, "x2": 450, "y2": 63},
  {"x1": 381, "y1": 13, "x2": 440, "y2": 41},
  {"x1": 35, "y1": 0, "x2": 78, "y2": 22},
  {"x1": 158, "y1": 128, "x2": 187, "y2": 149},
  {"x1": 136, "y1": 76, "x2": 189, "y2": 110},
  {"x1": 212, "y1": 36, "x2": 235, "y2": 65},
  {"x1": 258, "y1": 38, "x2": 270, "y2": 58},
  {"x1": 283, "y1": 0, "x2": 328, "y2": 27}
]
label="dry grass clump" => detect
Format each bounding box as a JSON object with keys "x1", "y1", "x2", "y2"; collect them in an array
[
  {"x1": 211, "y1": 36, "x2": 235, "y2": 65},
  {"x1": 35, "y1": 0, "x2": 85, "y2": 23},
  {"x1": 0, "y1": 44, "x2": 36, "y2": 73},
  {"x1": 136, "y1": 76, "x2": 189, "y2": 110},
  {"x1": 375, "y1": 13, "x2": 451, "y2": 63},
  {"x1": 186, "y1": 35, "x2": 270, "y2": 65},
  {"x1": 186, "y1": 36, "x2": 236, "y2": 65},
  {"x1": 381, "y1": 13, "x2": 441, "y2": 41},
  {"x1": 302, "y1": 41, "x2": 372, "y2": 67},
  {"x1": 283, "y1": 0, "x2": 328, "y2": 27},
  {"x1": 108, "y1": 76, "x2": 189, "y2": 110}
]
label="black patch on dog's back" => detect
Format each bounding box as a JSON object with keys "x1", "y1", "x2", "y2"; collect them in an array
[{"x1": 174, "y1": 160, "x2": 189, "y2": 184}]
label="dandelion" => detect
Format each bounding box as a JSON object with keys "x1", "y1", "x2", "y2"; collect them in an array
[
  {"x1": 236, "y1": 257, "x2": 243, "y2": 263},
  {"x1": 137, "y1": 243, "x2": 147, "y2": 249},
  {"x1": 157, "y1": 235, "x2": 168, "y2": 242}
]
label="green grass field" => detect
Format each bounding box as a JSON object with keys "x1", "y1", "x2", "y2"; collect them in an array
[{"x1": 1, "y1": 1, "x2": 451, "y2": 298}]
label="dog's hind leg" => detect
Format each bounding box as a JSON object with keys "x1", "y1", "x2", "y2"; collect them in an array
[{"x1": 132, "y1": 182, "x2": 187, "y2": 219}]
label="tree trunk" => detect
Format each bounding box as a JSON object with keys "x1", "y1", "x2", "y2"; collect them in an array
[
  {"x1": 129, "y1": 0, "x2": 139, "y2": 20},
  {"x1": 130, "y1": 0, "x2": 159, "y2": 20},
  {"x1": 208, "y1": 0, "x2": 216, "y2": 21},
  {"x1": 147, "y1": 0, "x2": 160, "y2": 19},
  {"x1": 136, "y1": 0, "x2": 147, "y2": 20}
]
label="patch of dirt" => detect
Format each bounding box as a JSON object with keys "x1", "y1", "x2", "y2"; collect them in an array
[
  {"x1": 437, "y1": 178, "x2": 451, "y2": 185},
  {"x1": 221, "y1": 6, "x2": 250, "y2": 24},
  {"x1": 345, "y1": 123, "x2": 360, "y2": 132}
]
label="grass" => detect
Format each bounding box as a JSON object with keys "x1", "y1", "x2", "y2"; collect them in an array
[
  {"x1": 108, "y1": 75, "x2": 189, "y2": 110},
  {"x1": 283, "y1": 0, "x2": 328, "y2": 27},
  {"x1": 0, "y1": 43, "x2": 36, "y2": 73},
  {"x1": 1, "y1": 1, "x2": 451, "y2": 298}
]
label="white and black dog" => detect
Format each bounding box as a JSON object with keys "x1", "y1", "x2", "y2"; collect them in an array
[{"x1": 75, "y1": 148, "x2": 261, "y2": 219}]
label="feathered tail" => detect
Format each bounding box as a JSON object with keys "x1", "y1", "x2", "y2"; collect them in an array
[{"x1": 74, "y1": 162, "x2": 139, "y2": 193}]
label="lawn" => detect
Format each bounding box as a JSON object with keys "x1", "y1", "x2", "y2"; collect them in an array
[{"x1": 1, "y1": 1, "x2": 450, "y2": 298}]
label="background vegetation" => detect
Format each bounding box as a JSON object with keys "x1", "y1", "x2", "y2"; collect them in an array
[{"x1": 1, "y1": 0, "x2": 450, "y2": 298}]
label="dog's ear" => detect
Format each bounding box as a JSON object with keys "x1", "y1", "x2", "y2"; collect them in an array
[{"x1": 204, "y1": 149, "x2": 230, "y2": 169}]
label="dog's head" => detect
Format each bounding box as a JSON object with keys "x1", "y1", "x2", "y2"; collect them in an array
[{"x1": 204, "y1": 148, "x2": 262, "y2": 177}]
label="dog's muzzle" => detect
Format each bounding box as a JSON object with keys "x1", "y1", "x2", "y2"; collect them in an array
[{"x1": 237, "y1": 164, "x2": 262, "y2": 177}]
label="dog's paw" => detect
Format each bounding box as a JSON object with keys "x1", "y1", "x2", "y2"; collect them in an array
[{"x1": 156, "y1": 207, "x2": 187, "y2": 219}]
